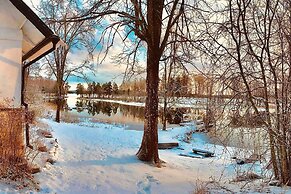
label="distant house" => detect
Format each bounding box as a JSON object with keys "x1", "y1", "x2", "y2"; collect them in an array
[{"x1": 0, "y1": 0, "x2": 62, "y2": 156}]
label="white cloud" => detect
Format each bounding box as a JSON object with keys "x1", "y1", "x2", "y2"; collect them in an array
[{"x1": 67, "y1": 44, "x2": 129, "y2": 85}]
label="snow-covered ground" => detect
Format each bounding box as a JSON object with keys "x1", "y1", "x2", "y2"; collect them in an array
[
  {"x1": 1, "y1": 113, "x2": 290, "y2": 193},
  {"x1": 35, "y1": 120, "x2": 211, "y2": 193},
  {"x1": 23, "y1": 118, "x2": 289, "y2": 194}
]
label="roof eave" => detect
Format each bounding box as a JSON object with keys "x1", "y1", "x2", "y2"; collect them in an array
[
  {"x1": 23, "y1": 35, "x2": 60, "y2": 68},
  {"x1": 9, "y1": 0, "x2": 62, "y2": 67},
  {"x1": 9, "y1": 0, "x2": 53, "y2": 37}
]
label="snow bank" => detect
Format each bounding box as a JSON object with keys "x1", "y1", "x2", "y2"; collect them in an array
[{"x1": 85, "y1": 98, "x2": 207, "y2": 109}]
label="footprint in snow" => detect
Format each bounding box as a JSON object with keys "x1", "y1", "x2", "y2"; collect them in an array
[
  {"x1": 136, "y1": 174, "x2": 160, "y2": 194},
  {"x1": 40, "y1": 187, "x2": 51, "y2": 193},
  {"x1": 146, "y1": 175, "x2": 159, "y2": 184}
]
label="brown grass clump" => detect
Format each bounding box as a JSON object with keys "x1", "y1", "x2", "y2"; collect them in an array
[
  {"x1": 0, "y1": 107, "x2": 31, "y2": 180},
  {"x1": 193, "y1": 181, "x2": 210, "y2": 194},
  {"x1": 234, "y1": 172, "x2": 262, "y2": 182},
  {"x1": 0, "y1": 100, "x2": 38, "y2": 190},
  {"x1": 61, "y1": 111, "x2": 80, "y2": 123}
]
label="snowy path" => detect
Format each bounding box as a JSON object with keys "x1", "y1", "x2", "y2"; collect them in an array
[{"x1": 35, "y1": 120, "x2": 222, "y2": 194}]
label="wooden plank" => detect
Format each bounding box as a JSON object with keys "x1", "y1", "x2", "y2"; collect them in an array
[
  {"x1": 179, "y1": 153, "x2": 203, "y2": 159},
  {"x1": 194, "y1": 152, "x2": 213, "y2": 157},
  {"x1": 192, "y1": 148, "x2": 214, "y2": 157},
  {"x1": 192, "y1": 148, "x2": 214, "y2": 154},
  {"x1": 158, "y1": 142, "x2": 179, "y2": 149}
]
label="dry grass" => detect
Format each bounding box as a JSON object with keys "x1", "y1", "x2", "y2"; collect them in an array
[
  {"x1": 0, "y1": 108, "x2": 31, "y2": 181},
  {"x1": 0, "y1": 100, "x2": 42, "y2": 191},
  {"x1": 61, "y1": 111, "x2": 80, "y2": 123},
  {"x1": 234, "y1": 172, "x2": 262, "y2": 182},
  {"x1": 0, "y1": 109, "x2": 25, "y2": 159},
  {"x1": 193, "y1": 187, "x2": 210, "y2": 194},
  {"x1": 193, "y1": 181, "x2": 210, "y2": 194}
]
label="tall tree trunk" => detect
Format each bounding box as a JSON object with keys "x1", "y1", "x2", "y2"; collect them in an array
[
  {"x1": 162, "y1": 96, "x2": 167, "y2": 131},
  {"x1": 55, "y1": 80, "x2": 63, "y2": 123},
  {"x1": 55, "y1": 98, "x2": 62, "y2": 123},
  {"x1": 137, "y1": 0, "x2": 164, "y2": 164},
  {"x1": 137, "y1": 50, "x2": 160, "y2": 163},
  {"x1": 162, "y1": 63, "x2": 168, "y2": 131}
]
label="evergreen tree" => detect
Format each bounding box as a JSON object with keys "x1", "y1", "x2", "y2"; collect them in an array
[
  {"x1": 94, "y1": 82, "x2": 102, "y2": 97},
  {"x1": 104, "y1": 82, "x2": 113, "y2": 96},
  {"x1": 92, "y1": 81, "x2": 96, "y2": 97},
  {"x1": 113, "y1": 82, "x2": 119, "y2": 95},
  {"x1": 87, "y1": 83, "x2": 94, "y2": 97},
  {"x1": 76, "y1": 83, "x2": 85, "y2": 97}
]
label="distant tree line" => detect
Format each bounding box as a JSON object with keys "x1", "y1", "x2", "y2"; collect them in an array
[
  {"x1": 119, "y1": 79, "x2": 146, "y2": 96},
  {"x1": 160, "y1": 73, "x2": 191, "y2": 97},
  {"x1": 26, "y1": 76, "x2": 70, "y2": 96},
  {"x1": 120, "y1": 75, "x2": 193, "y2": 98},
  {"x1": 75, "y1": 74, "x2": 225, "y2": 99},
  {"x1": 76, "y1": 81, "x2": 119, "y2": 98}
]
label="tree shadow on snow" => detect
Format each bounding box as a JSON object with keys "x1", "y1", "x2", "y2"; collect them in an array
[{"x1": 55, "y1": 155, "x2": 141, "y2": 167}]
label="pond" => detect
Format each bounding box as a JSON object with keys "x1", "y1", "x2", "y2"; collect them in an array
[
  {"x1": 64, "y1": 94, "x2": 206, "y2": 131},
  {"x1": 53, "y1": 94, "x2": 266, "y2": 150}
]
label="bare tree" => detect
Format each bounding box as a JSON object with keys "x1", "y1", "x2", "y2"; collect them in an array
[
  {"x1": 194, "y1": 0, "x2": 291, "y2": 185},
  {"x1": 36, "y1": 0, "x2": 98, "y2": 122},
  {"x1": 66, "y1": 0, "x2": 195, "y2": 165}
]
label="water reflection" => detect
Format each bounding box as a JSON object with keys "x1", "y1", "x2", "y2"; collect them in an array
[
  {"x1": 46, "y1": 94, "x2": 206, "y2": 130},
  {"x1": 74, "y1": 99, "x2": 205, "y2": 126},
  {"x1": 68, "y1": 97, "x2": 203, "y2": 130}
]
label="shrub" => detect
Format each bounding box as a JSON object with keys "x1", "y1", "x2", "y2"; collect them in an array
[{"x1": 0, "y1": 104, "x2": 30, "y2": 181}]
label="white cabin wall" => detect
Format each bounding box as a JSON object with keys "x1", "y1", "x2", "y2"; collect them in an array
[
  {"x1": 0, "y1": 28, "x2": 23, "y2": 107},
  {"x1": 0, "y1": 0, "x2": 53, "y2": 107},
  {"x1": 0, "y1": 0, "x2": 26, "y2": 108}
]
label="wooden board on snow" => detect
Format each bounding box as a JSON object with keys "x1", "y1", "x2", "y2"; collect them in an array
[
  {"x1": 192, "y1": 148, "x2": 214, "y2": 157},
  {"x1": 179, "y1": 153, "x2": 203, "y2": 159},
  {"x1": 158, "y1": 142, "x2": 179, "y2": 149}
]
